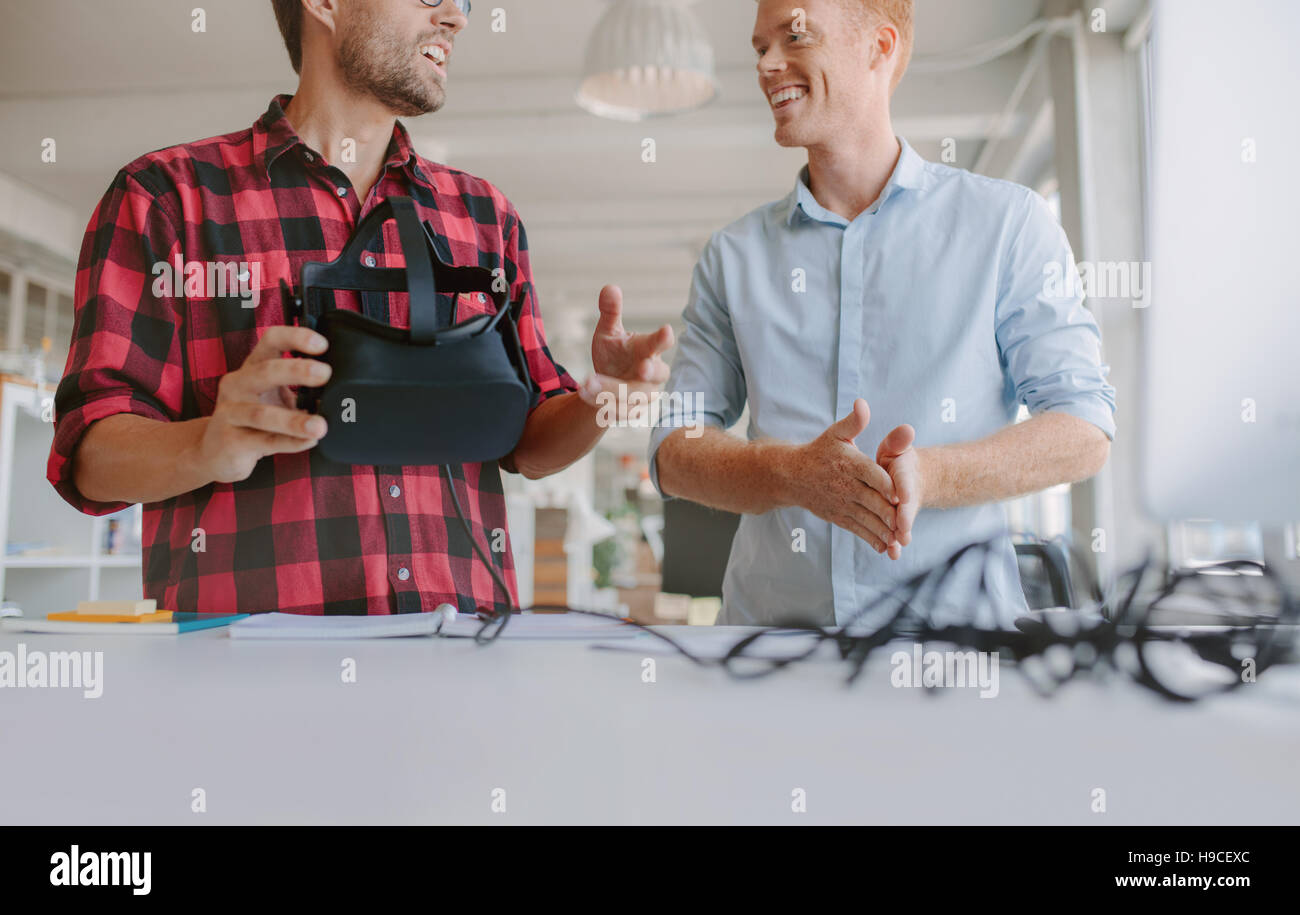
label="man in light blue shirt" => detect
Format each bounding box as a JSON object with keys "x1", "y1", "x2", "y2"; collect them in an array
[{"x1": 646, "y1": 0, "x2": 1115, "y2": 626}]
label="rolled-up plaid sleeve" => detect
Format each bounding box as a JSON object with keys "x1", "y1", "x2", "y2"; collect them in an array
[
  {"x1": 501, "y1": 207, "x2": 577, "y2": 403},
  {"x1": 46, "y1": 169, "x2": 187, "y2": 515}
]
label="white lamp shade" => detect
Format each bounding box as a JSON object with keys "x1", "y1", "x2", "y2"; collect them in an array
[{"x1": 576, "y1": 0, "x2": 718, "y2": 121}]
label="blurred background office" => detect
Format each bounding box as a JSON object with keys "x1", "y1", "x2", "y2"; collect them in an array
[{"x1": 0, "y1": 0, "x2": 1293, "y2": 620}]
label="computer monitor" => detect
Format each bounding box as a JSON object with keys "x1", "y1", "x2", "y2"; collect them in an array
[
  {"x1": 659, "y1": 498, "x2": 740, "y2": 599},
  {"x1": 1142, "y1": 0, "x2": 1300, "y2": 525}
]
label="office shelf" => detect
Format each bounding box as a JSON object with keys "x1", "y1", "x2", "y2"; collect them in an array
[
  {"x1": 2, "y1": 554, "x2": 142, "y2": 568},
  {"x1": 0, "y1": 379, "x2": 144, "y2": 611}
]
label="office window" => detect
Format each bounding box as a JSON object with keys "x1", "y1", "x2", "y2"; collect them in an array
[
  {"x1": 0, "y1": 269, "x2": 10, "y2": 349},
  {"x1": 1168, "y1": 521, "x2": 1264, "y2": 570},
  {"x1": 51, "y1": 291, "x2": 73, "y2": 372},
  {"x1": 22, "y1": 281, "x2": 47, "y2": 352}
]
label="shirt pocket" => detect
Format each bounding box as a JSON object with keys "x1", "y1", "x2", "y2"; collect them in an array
[
  {"x1": 452, "y1": 290, "x2": 497, "y2": 323},
  {"x1": 457, "y1": 293, "x2": 496, "y2": 322}
]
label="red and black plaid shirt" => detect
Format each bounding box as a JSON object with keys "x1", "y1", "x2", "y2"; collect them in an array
[{"x1": 47, "y1": 94, "x2": 576, "y2": 615}]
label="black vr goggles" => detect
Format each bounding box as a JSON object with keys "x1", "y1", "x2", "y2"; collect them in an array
[{"x1": 282, "y1": 195, "x2": 538, "y2": 467}]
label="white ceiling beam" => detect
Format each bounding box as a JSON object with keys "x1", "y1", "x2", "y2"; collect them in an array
[{"x1": 0, "y1": 50, "x2": 1039, "y2": 209}]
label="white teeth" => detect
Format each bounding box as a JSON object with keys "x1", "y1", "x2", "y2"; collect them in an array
[
  {"x1": 420, "y1": 45, "x2": 447, "y2": 64},
  {"x1": 769, "y1": 86, "x2": 807, "y2": 106}
]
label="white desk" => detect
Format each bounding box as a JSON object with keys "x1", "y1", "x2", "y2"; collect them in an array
[{"x1": 1, "y1": 625, "x2": 1298, "y2": 824}]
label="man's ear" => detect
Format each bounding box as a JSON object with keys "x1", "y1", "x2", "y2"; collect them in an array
[
  {"x1": 302, "y1": 0, "x2": 341, "y2": 35},
  {"x1": 871, "y1": 21, "x2": 899, "y2": 79}
]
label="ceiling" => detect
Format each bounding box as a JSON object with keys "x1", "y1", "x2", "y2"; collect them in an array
[{"x1": 0, "y1": 0, "x2": 1072, "y2": 362}]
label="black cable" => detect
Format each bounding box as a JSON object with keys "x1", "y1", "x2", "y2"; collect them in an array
[
  {"x1": 440, "y1": 462, "x2": 709, "y2": 655},
  {"x1": 443, "y1": 491, "x2": 1297, "y2": 701},
  {"x1": 1129, "y1": 557, "x2": 1297, "y2": 702},
  {"x1": 440, "y1": 463, "x2": 512, "y2": 644}
]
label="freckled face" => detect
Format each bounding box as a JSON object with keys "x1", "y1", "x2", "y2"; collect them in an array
[{"x1": 753, "y1": 0, "x2": 880, "y2": 149}]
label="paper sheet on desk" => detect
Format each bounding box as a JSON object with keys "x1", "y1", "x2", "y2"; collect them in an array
[{"x1": 229, "y1": 611, "x2": 639, "y2": 640}]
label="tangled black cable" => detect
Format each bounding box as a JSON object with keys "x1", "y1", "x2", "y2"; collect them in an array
[
  {"x1": 1121, "y1": 557, "x2": 1298, "y2": 701},
  {"x1": 449, "y1": 491, "x2": 1297, "y2": 703}
]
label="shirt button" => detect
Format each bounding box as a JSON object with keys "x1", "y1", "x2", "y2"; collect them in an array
[
  {"x1": 336, "y1": 186, "x2": 348, "y2": 198},
  {"x1": 303, "y1": 151, "x2": 314, "y2": 162},
  {"x1": 365, "y1": 255, "x2": 377, "y2": 267},
  {"x1": 477, "y1": 293, "x2": 486, "y2": 303},
  {"x1": 389, "y1": 484, "x2": 401, "y2": 498},
  {"x1": 397, "y1": 567, "x2": 411, "y2": 582}
]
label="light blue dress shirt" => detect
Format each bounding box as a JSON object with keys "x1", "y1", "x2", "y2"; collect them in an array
[{"x1": 649, "y1": 138, "x2": 1116, "y2": 627}]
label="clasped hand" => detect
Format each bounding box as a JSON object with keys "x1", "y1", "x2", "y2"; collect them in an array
[{"x1": 788, "y1": 398, "x2": 921, "y2": 560}]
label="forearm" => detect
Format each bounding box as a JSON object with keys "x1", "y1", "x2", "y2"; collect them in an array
[
  {"x1": 505, "y1": 392, "x2": 606, "y2": 480},
  {"x1": 73, "y1": 414, "x2": 216, "y2": 505},
  {"x1": 656, "y1": 426, "x2": 794, "y2": 515},
  {"x1": 919, "y1": 411, "x2": 1110, "y2": 509}
]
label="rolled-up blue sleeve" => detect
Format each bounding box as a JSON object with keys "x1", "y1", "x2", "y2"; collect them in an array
[
  {"x1": 648, "y1": 236, "x2": 748, "y2": 497},
  {"x1": 995, "y1": 190, "x2": 1117, "y2": 440}
]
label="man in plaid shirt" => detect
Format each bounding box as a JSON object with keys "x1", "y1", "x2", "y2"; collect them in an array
[{"x1": 47, "y1": 0, "x2": 673, "y2": 616}]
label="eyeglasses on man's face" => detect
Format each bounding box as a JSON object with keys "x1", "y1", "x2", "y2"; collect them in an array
[{"x1": 419, "y1": 0, "x2": 471, "y2": 13}]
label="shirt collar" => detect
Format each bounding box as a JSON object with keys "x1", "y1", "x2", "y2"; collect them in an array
[
  {"x1": 253, "y1": 93, "x2": 424, "y2": 181},
  {"x1": 784, "y1": 136, "x2": 925, "y2": 227}
]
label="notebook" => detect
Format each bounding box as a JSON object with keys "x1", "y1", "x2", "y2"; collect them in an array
[
  {"x1": 47, "y1": 611, "x2": 173, "y2": 623},
  {"x1": 229, "y1": 612, "x2": 448, "y2": 640}
]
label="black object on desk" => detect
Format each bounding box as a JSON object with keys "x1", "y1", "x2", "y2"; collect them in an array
[{"x1": 661, "y1": 508, "x2": 1079, "y2": 609}]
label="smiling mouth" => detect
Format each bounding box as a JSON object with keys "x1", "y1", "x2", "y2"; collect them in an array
[
  {"x1": 769, "y1": 86, "x2": 809, "y2": 111},
  {"x1": 419, "y1": 44, "x2": 448, "y2": 76}
]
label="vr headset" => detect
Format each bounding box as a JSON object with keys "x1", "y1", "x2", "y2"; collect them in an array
[{"x1": 282, "y1": 196, "x2": 538, "y2": 466}]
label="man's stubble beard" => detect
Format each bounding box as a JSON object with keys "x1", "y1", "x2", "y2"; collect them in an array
[{"x1": 337, "y1": 18, "x2": 445, "y2": 117}]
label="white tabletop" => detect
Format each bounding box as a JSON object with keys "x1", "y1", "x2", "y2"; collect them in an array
[{"x1": 2, "y1": 624, "x2": 1298, "y2": 825}]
